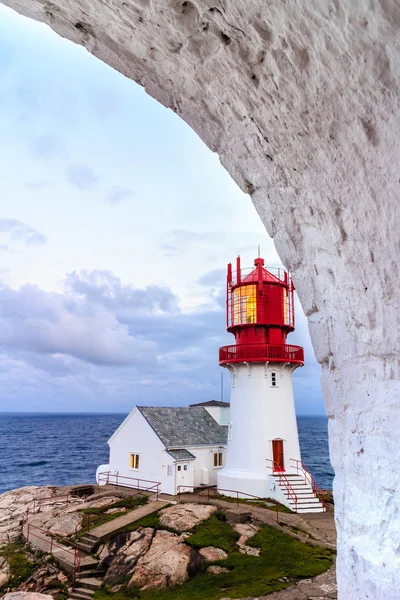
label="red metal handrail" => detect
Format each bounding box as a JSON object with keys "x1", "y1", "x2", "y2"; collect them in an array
[
  {"x1": 290, "y1": 458, "x2": 325, "y2": 509},
  {"x1": 26, "y1": 522, "x2": 81, "y2": 582},
  {"x1": 98, "y1": 472, "x2": 160, "y2": 500},
  {"x1": 177, "y1": 485, "x2": 268, "y2": 505},
  {"x1": 266, "y1": 459, "x2": 298, "y2": 510},
  {"x1": 24, "y1": 493, "x2": 80, "y2": 521},
  {"x1": 219, "y1": 343, "x2": 304, "y2": 365}
]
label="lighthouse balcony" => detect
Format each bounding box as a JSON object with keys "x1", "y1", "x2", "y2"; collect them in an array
[{"x1": 219, "y1": 343, "x2": 304, "y2": 365}]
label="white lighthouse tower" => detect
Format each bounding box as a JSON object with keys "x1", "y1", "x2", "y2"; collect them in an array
[{"x1": 217, "y1": 256, "x2": 325, "y2": 513}]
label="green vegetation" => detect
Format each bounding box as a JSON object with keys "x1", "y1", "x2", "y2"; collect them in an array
[
  {"x1": 0, "y1": 539, "x2": 40, "y2": 590},
  {"x1": 78, "y1": 495, "x2": 148, "y2": 535},
  {"x1": 121, "y1": 512, "x2": 161, "y2": 534},
  {"x1": 186, "y1": 511, "x2": 239, "y2": 554},
  {"x1": 94, "y1": 515, "x2": 334, "y2": 600}
]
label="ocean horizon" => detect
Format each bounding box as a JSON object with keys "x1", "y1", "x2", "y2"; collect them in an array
[{"x1": 0, "y1": 413, "x2": 334, "y2": 495}]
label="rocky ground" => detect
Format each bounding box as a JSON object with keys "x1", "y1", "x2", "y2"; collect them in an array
[{"x1": 0, "y1": 486, "x2": 337, "y2": 600}]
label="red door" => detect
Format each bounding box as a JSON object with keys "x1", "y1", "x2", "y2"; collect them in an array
[{"x1": 272, "y1": 439, "x2": 284, "y2": 471}]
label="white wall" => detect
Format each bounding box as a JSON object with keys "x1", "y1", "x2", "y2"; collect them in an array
[
  {"x1": 218, "y1": 362, "x2": 301, "y2": 499},
  {"x1": 108, "y1": 408, "x2": 172, "y2": 494},
  {"x1": 187, "y1": 446, "x2": 226, "y2": 487},
  {"x1": 204, "y1": 406, "x2": 230, "y2": 425}
]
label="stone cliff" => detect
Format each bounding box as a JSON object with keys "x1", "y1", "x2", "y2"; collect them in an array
[{"x1": 2, "y1": 1, "x2": 400, "y2": 597}]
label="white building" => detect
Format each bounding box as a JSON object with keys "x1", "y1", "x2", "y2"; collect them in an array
[{"x1": 97, "y1": 400, "x2": 229, "y2": 496}]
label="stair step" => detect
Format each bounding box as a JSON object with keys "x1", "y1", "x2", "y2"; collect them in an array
[
  {"x1": 72, "y1": 588, "x2": 94, "y2": 598},
  {"x1": 77, "y1": 569, "x2": 106, "y2": 578},
  {"x1": 70, "y1": 593, "x2": 95, "y2": 600},
  {"x1": 75, "y1": 542, "x2": 95, "y2": 553},
  {"x1": 289, "y1": 501, "x2": 324, "y2": 509},
  {"x1": 80, "y1": 537, "x2": 100, "y2": 545},
  {"x1": 81, "y1": 557, "x2": 99, "y2": 568},
  {"x1": 296, "y1": 507, "x2": 326, "y2": 513},
  {"x1": 80, "y1": 535, "x2": 99, "y2": 543},
  {"x1": 76, "y1": 578, "x2": 103, "y2": 590}
]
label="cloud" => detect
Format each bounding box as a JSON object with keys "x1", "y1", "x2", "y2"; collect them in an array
[
  {"x1": 0, "y1": 282, "x2": 156, "y2": 367},
  {"x1": 160, "y1": 230, "x2": 277, "y2": 263},
  {"x1": 24, "y1": 181, "x2": 53, "y2": 190},
  {"x1": 0, "y1": 219, "x2": 46, "y2": 246},
  {"x1": 30, "y1": 135, "x2": 64, "y2": 159},
  {"x1": 197, "y1": 269, "x2": 226, "y2": 287},
  {"x1": 65, "y1": 270, "x2": 179, "y2": 315},
  {"x1": 0, "y1": 268, "x2": 321, "y2": 413},
  {"x1": 66, "y1": 164, "x2": 99, "y2": 190},
  {"x1": 103, "y1": 187, "x2": 134, "y2": 204}
]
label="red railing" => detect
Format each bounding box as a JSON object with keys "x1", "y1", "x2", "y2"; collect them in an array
[
  {"x1": 98, "y1": 472, "x2": 160, "y2": 500},
  {"x1": 219, "y1": 343, "x2": 304, "y2": 365},
  {"x1": 26, "y1": 522, "x2": 81, "y2": 581},
  {"x1": 177, "y1": 485, "x2": 267, "y2": 506},
  {"x1": 290, "y1": 458, "x2": 325, "y2": 509},
  {"x1": 266, "y1": 459, "x2": 298, "y2": 510}
]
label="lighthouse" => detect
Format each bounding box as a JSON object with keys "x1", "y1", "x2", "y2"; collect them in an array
[{"x1": 217, "y1": 256, "x2": 325, "y2": 512}]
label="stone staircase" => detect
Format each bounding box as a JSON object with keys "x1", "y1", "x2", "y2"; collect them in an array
[
  {"x1": 274, "y1": 473, "x2": 326, "y2": 513},
  {"x1": 66, "y1": 499, "x2": 169, "y2": 598},
  {"x1": 75, "y1": 533, "x2": 101, "y2": 554},
  {"x1": 68, "y1": 576, "x2": 103, "y2": 600}
]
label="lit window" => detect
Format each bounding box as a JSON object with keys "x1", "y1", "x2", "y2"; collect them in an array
[
  {"x1": 129, "y1": 453, "x2": 140, "y2": 469},
  {"x1": 271, "y1": 372, "x2": 277, "y2": 387},
  {"x1": 214, "y1": 452, "x2": 223, "y2": 467}
]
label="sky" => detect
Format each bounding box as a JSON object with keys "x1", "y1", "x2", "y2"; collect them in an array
[{"x1": 0, "y1": 5, "x2": 325, "y2": 415}]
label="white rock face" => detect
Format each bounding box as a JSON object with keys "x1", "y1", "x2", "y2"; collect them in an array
[
  {"x1": 2, "y1": 595, "x2": 54, "y2": 600},
  {"x1": 0, "y1": 486, "x2": 69, "y2": 544},
  {"x1": 0, "y1": 557, "x2": 10, "y2": 587},
  {"x1": 2, "y1": 1, "x2": 400, "y2": 597},
  {"x1": 159, "y1": 503, "x2": 216, "y2": 531}
]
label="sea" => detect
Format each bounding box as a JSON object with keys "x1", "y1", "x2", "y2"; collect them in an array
[{"x1": 0, "y1": 414, "x2": 334, "y2": 495}]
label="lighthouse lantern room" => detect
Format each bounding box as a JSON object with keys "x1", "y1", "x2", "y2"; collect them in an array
[{"x1": 217, "y1": 256, "x2": 325, "y2": 513}]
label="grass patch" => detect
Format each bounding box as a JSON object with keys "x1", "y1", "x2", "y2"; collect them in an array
[
  {"x1": 121, "y1": 512, "x2": 161, "y2": 534},
  {"x1": 94, "y1": 519, "x2": 334, "y2": 600},
  {"x1": 186, "y1": 511, "x2": 239, "y2": 554},
  {"x1": 0, "y1": 539, "x2": 40, "y2": 590}
]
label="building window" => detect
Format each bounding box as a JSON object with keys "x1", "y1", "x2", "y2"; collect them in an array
[
  {"x1": 184, "y1": 465, "x2": 188, "y2": 470},
  {"x1": 214, "y1": 452, "x2": 223, "y2": 467},
  {"x1": 271, "y1": 372, "x2": 277, "y2": 387},
  {"x1": 129, "y1": 453, "x2": 140, "y2": 469},
  {"x1": 228, "y1": 422, "x2": 233, "y2": 441}
]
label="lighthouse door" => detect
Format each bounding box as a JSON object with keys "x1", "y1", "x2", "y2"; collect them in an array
[
  {"x1": 272, "y1": 439, "x2": 285, "y2": 471},
  {"x1": 176, "y1": 462, "x2": 192, "y2": 493}
]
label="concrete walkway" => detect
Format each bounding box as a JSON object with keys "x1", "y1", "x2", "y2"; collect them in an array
[
  {"x1": 87, "y1": 499, "x2": 169, "y2": 539},
  {"x1": 23, "y1": 519, "x2": 80, "y2": 572}
]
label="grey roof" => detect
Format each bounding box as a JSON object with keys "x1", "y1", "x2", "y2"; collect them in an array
[
  {"x1": 138, "y1": 406, "x2": 228, "y2": 447},
  {"x1": 189, "y1": 400, "x2": 230, "y2": 408},
  {"x1": 167, "y1": 449, "x2": 196, "y2": 461}
]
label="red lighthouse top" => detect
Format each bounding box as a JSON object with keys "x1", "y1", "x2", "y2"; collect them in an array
[{"x1": 219, "y1": 256, "x2": 304, "y2": 366}]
